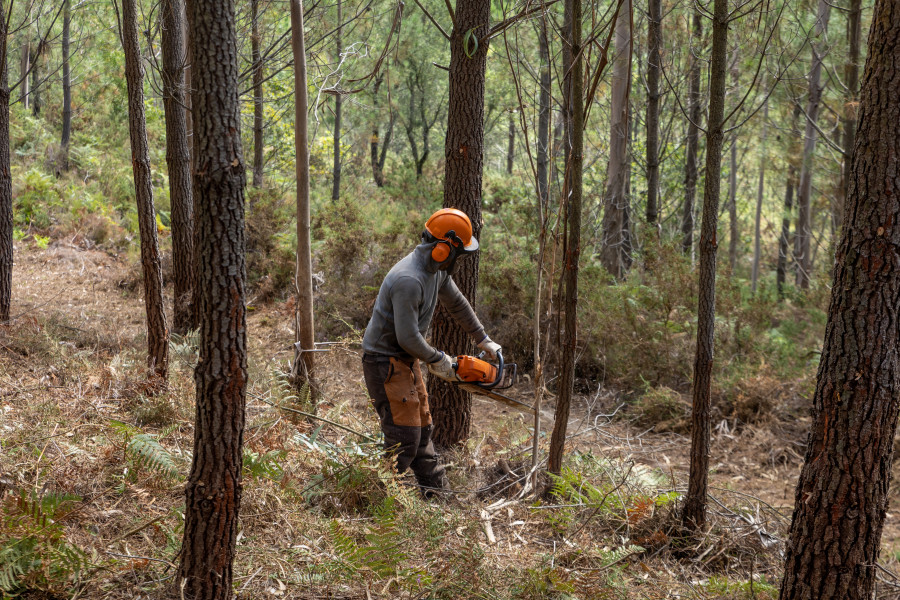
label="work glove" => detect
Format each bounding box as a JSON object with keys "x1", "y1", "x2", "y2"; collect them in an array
[
  {"x1": 427, "y1": 352, "x2": 458, "y2": 382},
  {"x1": 477, "y1": 336, "x2": 502, "y2": 361}
]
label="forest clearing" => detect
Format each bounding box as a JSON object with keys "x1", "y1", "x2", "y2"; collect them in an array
[{"x1": 2, "y1": 0, "x2": 900, "y2": 598}]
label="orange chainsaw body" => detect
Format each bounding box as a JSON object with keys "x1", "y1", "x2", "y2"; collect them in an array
[{"x1": 455, "y1": 355, "x2": 498, "y2": 384}]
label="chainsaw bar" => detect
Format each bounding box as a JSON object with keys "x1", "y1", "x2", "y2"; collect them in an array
[{"x1": 457, "y1": 383, "x2": 535, "y2": 414}]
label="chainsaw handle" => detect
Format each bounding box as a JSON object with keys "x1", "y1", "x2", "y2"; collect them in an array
[{"x1": 481, "y1": 350, "x2": 504, "y2": 389}]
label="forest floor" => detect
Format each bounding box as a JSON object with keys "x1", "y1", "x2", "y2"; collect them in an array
[{"x1": 5, "y1": 240, "x2": 900, "y2": 599}]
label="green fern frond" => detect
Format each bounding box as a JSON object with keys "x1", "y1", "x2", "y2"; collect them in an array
[{"x1": 127, "y1": 434, "x2": 180, "y2": 480}]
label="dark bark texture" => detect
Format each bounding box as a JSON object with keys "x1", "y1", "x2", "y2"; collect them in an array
[
  {"x1": 780, "y1": 2, "x2": 900, "y2": 597},
  {"x1": 681, "y1": 10, "x2": 702, "y2": 257},
  {"x1": 178, "y1": 0, "x2": 248, "y2": 597},
  {"x1": 547, "y1": 0, "x2": 582, "y2": 475},
  {"x1": 428, "y1": 0, "x2": 490, "y2": 448},
  {"x1": 682, "y1": 0, "x2": 727, "y2": 532},
  {"x1": 162, "y1": 0, "x2": 195, "y2": 335},
  {"x1": 837, "y1": 0, "x2": 861, "y2": 232},
  {"x1": 645, "y1": 0, "x2": 661, "y2": 224},
  {"x1": 122, "y1": 0, "x2": 169, "y2": 380},
  {"x1": 0, "y1": 3, "x2": 11, "y2": 324}
]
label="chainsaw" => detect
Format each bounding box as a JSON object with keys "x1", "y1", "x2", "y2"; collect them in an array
[{"x1": 453, "y1": 352, "x2": 534, "y2": 413}]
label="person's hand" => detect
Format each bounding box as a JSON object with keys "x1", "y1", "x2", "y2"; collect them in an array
[
  {"x1": 477, "y1": 336, "x2": 502, "y2": 361},
  {"x1": 427, "y1": 352, "x2": 457, "y2": 382}
]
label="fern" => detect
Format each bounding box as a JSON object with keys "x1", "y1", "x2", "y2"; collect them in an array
[
  {"x1": 328, "y1": 495, "x2": 409, "y2": 579},
  {"x1": 127, "y1": 434, "x2": 180, "y2": 480}
]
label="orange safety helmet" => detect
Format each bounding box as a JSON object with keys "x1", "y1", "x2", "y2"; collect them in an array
[{"x1": 424, "y1": 208, "x2": 479, "y2": 262}]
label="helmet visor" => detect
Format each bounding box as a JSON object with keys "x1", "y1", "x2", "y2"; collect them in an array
[{"x1": 461, "y1": 235, "x2": 479, "y2": 254}]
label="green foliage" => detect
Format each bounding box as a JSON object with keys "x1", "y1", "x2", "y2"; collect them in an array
[
  {"x1": 702, "y1": 574, "x2": 779, "y2": 599},
  {"x1": 109, "y1": 420, "x2": 182, "y2": 481},
  {"x1": 0, "y1": 490, "x2": 88, "y2": 596},
  {"x1": 243, "y1": 449, "x2": 286, "y2": 481}
]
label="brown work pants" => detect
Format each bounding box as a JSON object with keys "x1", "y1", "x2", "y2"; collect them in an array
[{"x1": 362, "y1": 355, "x2": 447, "y2": 492}]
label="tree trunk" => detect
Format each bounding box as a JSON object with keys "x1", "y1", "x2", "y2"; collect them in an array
[
  {"x1": 370, "y1": 75, "x2": 390, "y2": 187},
  {"x1": 251, "y1": 0, "x2": 264, "y2": 187},
  {"x1": 777, "y1": 103, "x2": 801, "y2": 301},
  {"x1": 178, "y1": 0, "x2": 247, "y2": 596},
  {"x1": 599, "y1": 0, "x2": 632, "y2": 280},
  {"x1": 506, "y1": 112, "x2": 514, "y2": 174},
  {"x1": 645, "y1": 0, "x2": 661, "y2": 225},
  {"x1": 796, "y1": 0, "x2": 831, "y2": 289},
  {"x1": 122, "y1": 0, "x2": 169, "y2": 382},
  {"x1": 728, "y1": 136, "x2": 738, "y2": 273},
  {"x1": 30, "y1": 42, "x2": 39, "y2": 117},
  {"x1": 427, "y1": 0, "x2": 490, "y2": 448},
  {"x1": 681, "y1": 0, "x2": 727, "y2": 533},
  {"x1": 836, "y1": 0, "x2": 861, "y2": 232},
  {"x1": 547, "y1": 0, "x2": 583, "y2": 476},
  {"x1": 536, "y1": 18, "x2": 550, "y2": 214},
  {"x1": 162, "y1": 0, "x2": 194, "y2": 335},
  {"x1": 0, "y1": 3, "x2": 11, "y2": 324},
  {"x1": 19, "y1": 42, "x2": 29, "y2": 110},
  {"x1": 751, "y1": 100, "x2": 767, "y2": 294},
  {"x1": 291, "y1": 0, "x2": 316, "y2": 396},
  {"x1": 331, "y1": 0, "x2": 342, "y2": 203},
  {"x1": 60, "y1": 0, "x2": 71, "y2": 168},
  {"x1": 681, "y1": 9, "x2": 702, "y2": 257},
  {"x1": 780, "y1": 3, "x2": 900, "y2": 596}
]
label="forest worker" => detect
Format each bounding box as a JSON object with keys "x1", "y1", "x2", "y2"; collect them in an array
[{"x1": 361, "y1": 208, "x2": 501, "y2": 496}]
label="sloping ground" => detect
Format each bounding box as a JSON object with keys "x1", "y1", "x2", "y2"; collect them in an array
[{"x1": 3, "y1": 240, "x2": 900, "y2": 599}]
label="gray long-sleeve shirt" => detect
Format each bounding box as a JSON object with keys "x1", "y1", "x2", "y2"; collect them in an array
[{"x1": 362, "y1": 243, "x2": 486, "y2": 363}]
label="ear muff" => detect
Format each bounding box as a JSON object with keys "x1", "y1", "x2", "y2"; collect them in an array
[{"x1": 431, "y1": 238, "x2": 453, "y2": 262}]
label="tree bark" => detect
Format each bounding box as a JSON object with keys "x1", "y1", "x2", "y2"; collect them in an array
[
  {"x1": 751, "y1": 99, "x2": 767, "y2": 294},
  {"x1": 162, "y1": 0, "x2": 194, "y2": 335},
  {"x1": 777, "y1": 103, "x2": 801, "y2": 301},
  {"x1": 30, "y1": 41, "x2": 40, "y2": 117},
  {"x1": 645, "y1": 0, "x2": 661, "y2": 225},
  {"x1": 796, "y1": 0, "x2": 831, "y2": 289},
  {"x1": 780, "y1": 3, "x2": 900, "y2": 597},
  {"x1": 291, "y1": 0, "x2": 316, "y2": 396},
  {"x1": 251, "y1": 0, "x2": 264, "y2": 187},
  {"x1": 836, "y1": 0, "x2": 861, "y2": 233},
  {"x1": 331, "y1": 0, "x2": 342, "y2": 202},
  {"x1": 178, "y1": 0, "x2": 247, "y2": 596},
  {"x1": 370, "y1": 74, "x2": 392, "y2": 187},
  {"x1": 19, "y1": 42, "x2": 29, "y2": 109},
  {"x1": 547, "y1": 0, "x2": 583, "y2": 475},
  {"x1": 427, "y1": 0, "x2": 490, "y2": 448},
  {"x1": 536, "y1": 18, "x2": 550, "y2": 214},
  {"x1": 728, "y1": 136, "x2": 738, "y2": 273},
  {"x1": 60, "y1": 0, "x2": 71, "y2": 168},
  {"x1": 122, "y1": 0, "x2": 169, "y2": 382},
  {"x1": 681, "y1": 9, "x2": 702, "y2": 257},
  {"x1": 0, "y1": 2, "x2": 11, "y2": 324},
  {"x1": 598, "y1": 0, "x2": 632, "y2": 280},
  {"x1": 681, "y1": 0, "x2": 727, "y2": 533},
  {"x1": 506, "y1": 112, "x2": 514, "y2": 174}
]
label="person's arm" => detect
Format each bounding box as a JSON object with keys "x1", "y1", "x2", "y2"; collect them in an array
[
  {"x1": 391, "y1": 277, "x2": 443, "y2": 363},
  {"x1": 438, "y1": 276, "x2": 486, "y2": 343}
]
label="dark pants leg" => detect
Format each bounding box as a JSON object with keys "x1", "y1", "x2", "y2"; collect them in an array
[{"x1": 362, "y1": 356, "x2": 447, "y2": 491}]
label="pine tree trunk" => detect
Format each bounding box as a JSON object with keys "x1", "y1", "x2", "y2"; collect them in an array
[
  {"x1": 251, "y1": 0, "x2": 264, "y2": 188},
  {"x1": 536, "y1": 18, "x2": 550, "y2": 212},
  {"x1": 599, "y1": 0, "x2": 632, "y2": 280},
  {"x1": 291, "y1": 0, "x2": 316, "y2": 395},
  {"x1": 177, "y1": 0, "x2": 247, "y2": 596},
  {"x1": 19, "y1": 42, "x2": 29, "y2": 109},
  {"x1": 428, "y1": 0, "x2": 490, "y2": 448},
  {"x1": 0, "y1": 3, "x2": 12, "y2": 325},
  {"x1": 162, "y1": 0, "x2": 194, "y2": 335},
  {"x1": 547, "y1": 0, "x2": 583, "y2": 475},
  {"x1": 30, "y1": 42, "x2": 39, "y2": 117},
  {"x1": 681, "y1": 9, "x2": 702, "y2": 257},
  {"x1": 122, "y1": 0, "x2": 169, "y2": 382},
  {"x1": 837, "y1": 0, "x2": 861, "y2": 232},
  {"x1": 645, "y1": 0, "x2": 661, "y2": 225},
  {"x1": 796, "y1": 0, "x2": 831, "y2": 289},
  {"x1": 370, "y1": 75, "x2": 387, "y2": 187},
  {"x1": 60, "y1": 0, "x2": 71, "y2": 167},
  {"x1": 331, "y1": 0, "x2": 342, "y2": 203},
  {"x1": 777, "y1": 103, "x2": 801, "y2": 300},
  {"x1": 506, "y1": 112, "x2": 514, "y2": 174},
  {"x1": 682, "y1": 0, "x2": 727, "y2": 533},
  {"x1": 751, "y1": 100, "x2": 767, "y2": 294},
  {"x1": 780, "y1": 3, "x2": 900, "y2": 596},
  {"x1": 728, "y1": 136, "x2": 738, "y2": 273}
]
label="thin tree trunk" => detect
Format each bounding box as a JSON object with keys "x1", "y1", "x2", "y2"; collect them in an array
[
  {"x1": 506, "y1": 112, "x2": 514, "y2": 174},
  {"x1": 162, "y1": 0, "x2": 194, "y2": 335},
  {"x1": 331, "y1": 0, "x2": 342, "y2": 202},
  {"x1": 645, "y1": 0, "x2": 661, "y2": 225},
  {"x1": 796, "y1": 0, "x2": 831, "y2": 289},
  {"x1": 178, "y1": 0, "x2": 247, "y2": 595},
  {"x1": 60, "y1": 0, "x2": 71, "y2": 168},
  {"x1": 777, "y1": 103, "x2": 801, "y2": 300},
  {"x1": 547, "y1": 0, "x2": 583, "y2": 476},
  {"x1": 682, "y1": 0, "x2": 727, "y2": 533},
  {"x1": 780, "y1": 3, "x2": 900, "y2": 596},
  {"x1": 30, "y1": 41, "x2": 39, "y2": 117},
  {"x1": 536, "y1": 18, "x2": 550, "y2": 214},
  {"x1": 751, "y1": 100, "x2": 767, "y2": 294},
  {"x1": 728, "y1": 136, "x2": 738, "y2": 273},
  {"x1": 836, "y1": 0, "x2": 861, "y2": 232},
  {"x1": 370, "y1": 74, "x2": 390, "y2": 187},
  {"x1": 19, "y1": 42, "x2": 28, "y2": 109},
  {"x1": 599, "y1": 0, "x2": 632, "y2": 280},
  {"x1": 291, "y1": 0, "x2": 316, "y2": 396},
  {"x1": 428, "y1": 0, "x2": 491, "y2": 448},
  {"x1": 0, "y1": 2, "x2": 11, "y2": 324},
  {"x1": 122, "y1": 0, "x2": 168, "y2": 382},
  {"x1": 251, "y1": 0, "x2": 264, "y2": 187},
  {"x1": 681, "y1": 9, "x2": 702, "y2": 257}
]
